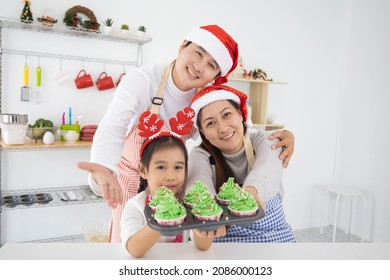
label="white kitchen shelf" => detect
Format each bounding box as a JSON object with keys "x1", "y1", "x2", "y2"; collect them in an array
[
  {"x1": 0, "y1": 16, "x2": 152, "y2": 68},
  {"x1": 0, "y1": 17, "x2": 152, "y2": 45},
  {"x1": 0, "y1": 139, "x2": 92, "y2": 152},
  {"x1": 229, "y1": 77, "x2": 287, "y2": 85},
  {"x1": 1, "y1": 185, "x2": 103, "y2": 211}
]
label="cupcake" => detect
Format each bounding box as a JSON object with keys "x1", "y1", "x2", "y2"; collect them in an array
[
  {"x1": 154, "y1": 200, "x2": 187, "y2": 226},
  {"x1": 183, "y1": 181, "x2": 213, "y2": 208},
  {"x1": 216, "y1": 177, "x2": 241, "y2": 205},
  {"x1": 148, "y1": 186, "x2": 177, "y2": 211},
  {"x1": 228, "y1": 191, "x2": 258, "y2": 217},
  {"x1": 191, "y1": 196, "x2": 223, "y2": 221}
]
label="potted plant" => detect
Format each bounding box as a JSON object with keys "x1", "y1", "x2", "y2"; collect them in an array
[
  {"x1": 137, "y1": 25, "x2": 147, "y2": 36},
  {"x1": 102, "y1": 18, "x2": 114, "y2": 34},
  {"x1": 120, "y1": 24, "x2": 129, "y2": 36}
]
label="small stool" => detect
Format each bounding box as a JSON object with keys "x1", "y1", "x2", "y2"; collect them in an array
[{"x1": 320, "y1": 185, "x2": 366, "y2": 242}]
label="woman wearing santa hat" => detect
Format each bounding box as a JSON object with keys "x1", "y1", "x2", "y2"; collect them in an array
[
  {"x1": 188, "y1": 84, "x2": 296, "y2": 242},
  {"x1": 78, "y1": 25, "x2": 295, "y2": 242}
]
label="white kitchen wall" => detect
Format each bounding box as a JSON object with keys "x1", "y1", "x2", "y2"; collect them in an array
[
  {"x1": 0, "y1": 0, "x2": 389, "y2": 242},
  {"x1": 334, "y1": 0, "x2": 390, "y2": 241}
]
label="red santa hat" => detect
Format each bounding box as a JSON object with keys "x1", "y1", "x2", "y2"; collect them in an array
[
  {"x1": 191, "y1": 85, "x2": 248, "y2": 127},
  {"x1": 186, "y1": 25, "x2": 238, "y2": 85}
]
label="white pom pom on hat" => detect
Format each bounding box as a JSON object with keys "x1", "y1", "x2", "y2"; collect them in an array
[{"x1": 186, "y1": 25, "x2": 239, "y2": 85}]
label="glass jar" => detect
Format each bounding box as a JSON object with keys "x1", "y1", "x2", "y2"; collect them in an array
[{"x1": 0, "y1": 114, "x2": 28, "y2": 145}]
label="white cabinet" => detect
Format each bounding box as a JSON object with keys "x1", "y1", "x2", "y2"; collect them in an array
[
  {"x1": 0, "y1": 17, "x2": 152, "y2": 244},
  {"x1": 228, "y1": 78, "x2": 287, "y2": 131}
]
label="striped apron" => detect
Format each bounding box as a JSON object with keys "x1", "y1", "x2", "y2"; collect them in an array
[{"x1": 109, "y1": 62, "x2": 193, "y2": 242}]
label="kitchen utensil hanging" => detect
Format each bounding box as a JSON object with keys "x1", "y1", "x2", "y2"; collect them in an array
[
  {"x1": 21, "y1": 56, "x2": 32, "y2": 102},
  {"x1": 54, "y1": 58, "x2": 68, "y2": 84},
  {"x1": 35, "y1": 57, "x2": 42, "y2": 103}
]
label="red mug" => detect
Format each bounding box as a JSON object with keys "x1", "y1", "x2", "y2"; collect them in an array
[
  {"x1": 74, "y1": 70, "x2": 94, "y2": 89},
  {"x1": 116, "y1": 73, "x2": 126, "y2": 87},
  {"x1": 96, "y1": 72, "x2": 115, "y2": 91}
]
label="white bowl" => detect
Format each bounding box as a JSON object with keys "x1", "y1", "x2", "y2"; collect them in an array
[
  {"x1": 27, "y1": 126, "x2": 58, "y2": 141},
  {"x1": 63, "y1": 131, "x2": 79, "y2": 143}
]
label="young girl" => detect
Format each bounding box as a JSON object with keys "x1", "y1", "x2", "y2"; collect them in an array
[
  {"x1": 121, "y1": 108, "x2": 225, "y2": 258},
  {"x1": 78, "y1": 24, "x2": 295, "y2": 243}
]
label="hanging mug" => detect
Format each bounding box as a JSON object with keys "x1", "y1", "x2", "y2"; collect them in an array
[
  {"x1": 74, "y1": 70, "x2": 94, "y2": 89},
  {"x1": 116, "y1": 73, "x2": 126, "y2": 87},
  {"x1": 96, "y1": 72, "x2": 115, "y2": 91}
]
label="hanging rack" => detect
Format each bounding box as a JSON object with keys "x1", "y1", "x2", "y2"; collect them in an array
[{"x1": 2, "y1": 48, "x2": 138, "y2": 66}]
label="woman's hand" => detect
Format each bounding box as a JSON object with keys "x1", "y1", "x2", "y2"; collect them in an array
[
  {"x1": 193, "y1": 225, "x2": 227, "y2": 239},
  {"x1": 244, "y1": 186, "x2": 266, "y2": 213},
  {"x1": 269, "y1": 130, "x2": 295, "y2": 168},
  {"x1": 193, "y1": 226, "x2": 227, "y2": 251},
  {"x1": 77, "y1": 162, "x2": 123, "y2": 208}
]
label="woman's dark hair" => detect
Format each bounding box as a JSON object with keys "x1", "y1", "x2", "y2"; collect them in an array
[
  {"x1": 197, "y1": 100, "x2": 247, "y2": 193},
  {"x1": 138, "y1": 136, "x2": 189, "y2": 194}
]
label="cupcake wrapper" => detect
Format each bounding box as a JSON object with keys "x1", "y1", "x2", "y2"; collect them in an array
[
  {"x1": 193, "y1": 212, "x2": 222, "y2": 221},
  {"x1": 154, "y1": 214, "x2": 186, "y2": 226},
  {"x1": 228, "y1": 207, "x2": 258, "y2": 217},
  {"x1": 216, "y1": 197, "x2": 230, "y2": 205}
]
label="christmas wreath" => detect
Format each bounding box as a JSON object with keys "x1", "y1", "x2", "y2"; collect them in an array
[{"x1": 63, "y1": 5, "x2": 100, "y2": 31}]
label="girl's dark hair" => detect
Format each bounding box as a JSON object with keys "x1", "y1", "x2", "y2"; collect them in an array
[
  {"x1": 197, "y1": 100, "x2": 247, "y2": 193},
  {"x1": 138, "y1": 136, "x2": 188, "y2": 194}
]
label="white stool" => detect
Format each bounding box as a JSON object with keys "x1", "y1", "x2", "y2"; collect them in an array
[{"x1": 320, "y1": 185, "x2": 366, "y2": 242}]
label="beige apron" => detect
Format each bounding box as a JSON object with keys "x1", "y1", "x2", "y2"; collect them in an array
[{"x1": 243, "y1": 134, "x2": 255, "y2": 168}]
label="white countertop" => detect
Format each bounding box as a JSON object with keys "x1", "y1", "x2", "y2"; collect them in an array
[{"x1": 0, "y1": 242, "x2": 389, "y2": 260}]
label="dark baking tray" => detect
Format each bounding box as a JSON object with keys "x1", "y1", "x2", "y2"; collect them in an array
[
  {"x1": 1, "y1": 193, "x2": 53, "y2": 208},
  {"x1": 144, "y1": 203, "x2": 265, "y2": 236}
]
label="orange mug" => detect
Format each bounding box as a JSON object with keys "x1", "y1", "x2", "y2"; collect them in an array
[
  {"x1": 116, "y1": 73, "x2": 126, "y2": 87},
  {"x1": 75, "y1": 70, "x2": 94, "y2": 89},
  {"x1": 96, "y1": 72, "x2": 115, "y2": 91}
]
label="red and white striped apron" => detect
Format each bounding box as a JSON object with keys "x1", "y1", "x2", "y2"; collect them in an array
[{"x1": 109, "y1": 63, "x2": 174, "y2": 242}]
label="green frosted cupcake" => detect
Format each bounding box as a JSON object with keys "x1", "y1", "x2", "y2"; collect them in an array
[
  {"x1": 216, "y1": 177, "x2": 241, "y2": 205},
  {"x1": 184, "y1": 181, "x2": 213, "y2": 208},
  {"x1": 228, "y1": 191, "x2": 258, "y2": 217},
  {"x1": 149, "y1": 186, "x2": 177, "y2": 211},
  {"x1": 154, "y1": 200, "x2": 187, "y2": 226},
  {"x1": 191, "y1": 196, "x2": 223, "y2": 221}
]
